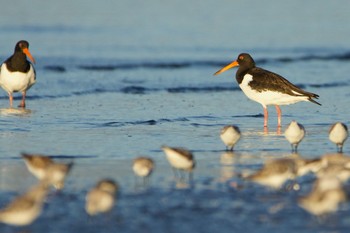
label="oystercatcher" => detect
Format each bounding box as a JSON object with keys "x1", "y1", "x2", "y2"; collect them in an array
[
  {"x1": 0, "y1": 40, "x2": 36, "y2": 108},
  {"x1": 214, "y1": 53, "x2": 321, "y2": 128}
]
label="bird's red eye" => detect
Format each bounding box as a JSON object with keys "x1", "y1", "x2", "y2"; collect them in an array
[{"x1": 239, "y1": 55, "x2": 244, "y2": 60}]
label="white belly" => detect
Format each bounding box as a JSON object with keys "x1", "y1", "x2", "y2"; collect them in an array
[
  {"x1": 239, "y1": 74, "x2": 308, "y2": 107},
  {"x1": 0, "y1": 63, "x2": 36, "y2": 93}
]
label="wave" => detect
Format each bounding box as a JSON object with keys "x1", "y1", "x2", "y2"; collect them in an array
[
  {"x1": 97, "y1": 117, "x2": 190, "y2": 128},
  {"x1": 41, "y1": 51, "x2": 350, "y2": 73}
]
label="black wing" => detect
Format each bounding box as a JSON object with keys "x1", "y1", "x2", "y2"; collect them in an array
[{"x1": 248, "y1": 67, "x2": 321, "y2": 105}]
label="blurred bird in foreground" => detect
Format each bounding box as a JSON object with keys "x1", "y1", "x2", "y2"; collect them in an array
[
  {"x1": 22, "y1": 153, "x2": 73, "y2": 190},
  {"x1": 85, "y1": 179, "x2": 118, "y2": 216},
  {"x1": 244, "y1": 158, "x2": 297, "y2": 189},
  {"x1": 298, "y1": 176, "x2": 346, "y2": 216},
  {"x1": 0, "y1": 182, "x2": 49, "y2": 226},
  {"x1": 329, "y1": 122, "x2": 348, "y2": 153},
  {"x1": 220, "y1": 125, "x2": 241, "y2": 151}
]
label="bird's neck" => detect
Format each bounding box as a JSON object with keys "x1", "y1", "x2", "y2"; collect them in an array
[
  {"x1": 5, "y1": 52, "x2": 30, "y2": 72},
  {"x1": 236, "y1": 66, "x2": 251, "y2": 84}
]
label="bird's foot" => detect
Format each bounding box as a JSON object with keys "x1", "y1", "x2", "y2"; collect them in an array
[{"x1": 18, "y1": 103, "x2": 26, "y2": 108}]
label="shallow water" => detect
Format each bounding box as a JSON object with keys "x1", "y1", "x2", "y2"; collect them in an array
[{"x1": 1, "y1": 0, "x2": 350, "y2": 232}]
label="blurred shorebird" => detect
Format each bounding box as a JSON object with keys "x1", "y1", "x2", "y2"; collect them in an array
[
  {"x1": 214, "y1": 53, "x2": 320, "y2": 128},
  {"x1": 284, "y1": 121, "x2": 305, "y2": 152},
  {"x1": 329, "y1": 122, "x2": 348, "y2": 153},
  {"x1": 245, "y1": 158, "x2": 297, "y2": 189},
  {"x1": 132, "y1": 157, "x2": 154, "y2": 186},
  {"x1": 161, "y1": 146, "x2": 195, "y2": 181},
  {"x1": 0, "y1": 183, "x2": 49, "y2": 226},
  {"x1": 85, "y1": 179, "x2": 118, "y2": 216},
  {"x1": 22, "y1": 153, "x2": 73, "y2": 190},
  {"x1": 321, "y1": 153, "x2": 350, "y2": 167},
  {"x1": 0, "y1": 40, "x2": 36, "y2": 108},
  {"x1": 298, "y1": 176, "x2": 346, "y2": 216},
  {"x1": 220, "y1": 125, "x2": 241, "y2": 151},
  {"x1": 316, "y1": 164, "x2": 350, "y2": 183},
  {"x1": 294, "y1": 157, "x2": 323, "y2": 177}
]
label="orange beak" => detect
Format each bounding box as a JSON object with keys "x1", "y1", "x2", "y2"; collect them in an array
[
  {"x1": 214, "y1": 60, "x2": 239, "y2": 75},
  {"x1": 22, "y1": 48, "x2": 36, "y2": 64}
]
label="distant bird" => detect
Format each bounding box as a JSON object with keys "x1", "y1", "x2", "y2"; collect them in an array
[
  {"x1": 245, "y1": 158, "x2": 297, "y2": 189},
  {"x1": 0, "y1": 182, "x2": 48, "y2": 226},
  {"x1": 284, "y1": 121, "x2": 305, "y2": 152},
  {"x1": 85, "y1": 179, "x2": 118, "y2": 216},
  {"x1": 22, "y1": 153, "x2": 73, "y2": 190},
  {"x1": 132, "y1": 157, "x2": 155, "y2": 185},
  {"x1": 329, "y1": 122, "x2": 348, "y2": 153},
  {"x1": 214, "y1": 53, "x2": 320, "y2": 128},
  {"x1": 220, "y1": 125, "x2": 241, "y2": 151},
  {"x1": 298, "y1": 176, "x2": 346, "y2": 215},
  {"x1": 0, "y1": 40, "x2": 36, "y2": 108},
  {"x1": 161, "y1": 146, "x2": 195, "y2": 181}
]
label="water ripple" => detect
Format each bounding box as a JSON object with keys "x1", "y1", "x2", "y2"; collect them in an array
[
  {"x1": 39, "y1": 51, "x2": 350, "y2": 73},
  {"x1": 99, "y1": 117, "x2": 189, "y2": 128}
]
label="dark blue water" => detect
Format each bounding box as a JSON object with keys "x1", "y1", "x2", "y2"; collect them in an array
[{"x1": 1, "y1": 0, "x2": 350, "y2": 232}]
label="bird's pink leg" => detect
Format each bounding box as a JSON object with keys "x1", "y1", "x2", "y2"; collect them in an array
[
  {"x1": 19, "y1": 91, "x2": 26, "y2": 108},
  {"x1": 8, "y1": 93, "x2": 13, "y2": 108},
  {"x1": 275, "y1": 105, "x2": 282, "y2": 127},
  {"x1": 263, "y1": 107, "x2": 268, "y2": 128}
]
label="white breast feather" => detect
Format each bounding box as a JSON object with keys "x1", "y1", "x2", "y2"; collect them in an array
[{"x1": 239, "y1": 74, "x2": 309, "y2": 107}]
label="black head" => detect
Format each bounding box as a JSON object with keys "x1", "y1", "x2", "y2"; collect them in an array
[
  {"x1": 12, "y1": 40, "x2": 35, "y2": 64},
  {"x1": 214, "y1": 52, "x2": 256, "y2": 76},
  {"x1": 15, "y1": 40, "x2": 30, "y2": 53},
  {"x1": 236, "y1": 53, "x2": 256, "y2": 68}
]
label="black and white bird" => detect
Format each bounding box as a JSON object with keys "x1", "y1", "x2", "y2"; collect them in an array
[
  {"x1": 214, "y1": 53, "x2": 320, "y2": 128},
  {"x1": 329, "y1": 122, "x2": 348, "y2": 153},
  {"x1": 0, "y1": 40, "x2": 36, "y2": 108}
]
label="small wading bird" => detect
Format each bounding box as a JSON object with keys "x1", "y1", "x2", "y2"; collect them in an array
[
  {"x1": 220, "y1": 125, "x2": 241, "y2": 151},
  {"x1": 0, "y1": 183, "x2": 49, "y2": 226},
  {"x1": 132, "y1": 157, "x2": 155, "y2": 186},
  {"x1": 0, "y1": 40, "x2": 36, "y2": 108},
  {"x1": 244, "y1": 158, "x2": 297, "y2": 189},
  {"x1": 85, "y1": 179, "x2": 118, "y2": 216},
  {"x1": 214, "y1": 53, "x2": 321, "y2": 128},
  {"x1": 284, "y1": 121, "x2": 305, "y2": 153},
  {"x1": 22, "y1": 153, "x2": 73, "y2": 190},
  {"x1": 298, "y1": 176, "x2": 346, "y2": 216},
  {"x1": 161, "y1": 146, "x2": 195, "y2": 181},
  {"x1": 329, "y1": 122, "x2": 348, "y2": 153}
]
